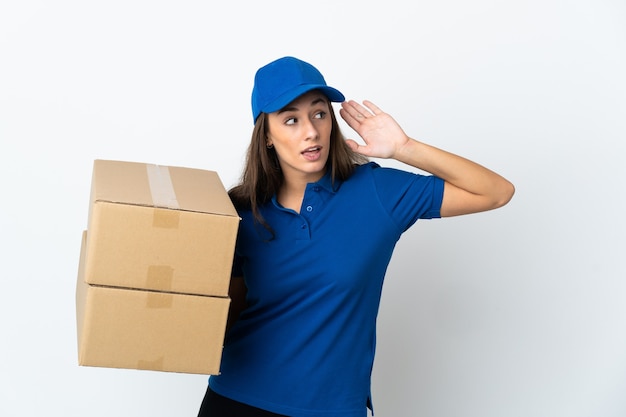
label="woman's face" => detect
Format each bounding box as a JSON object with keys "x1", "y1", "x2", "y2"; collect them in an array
[{"x1": 266, "y1": 90, "x2": 332, "y2": 184}]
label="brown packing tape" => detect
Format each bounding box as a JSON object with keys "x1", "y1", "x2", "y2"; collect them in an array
[
  {"x1": 138, "y1": 356, "x2": 165, "y2": 371},
  {"x1": 152, "y1": 207, "x2": 180, "y2": 228},
  {"x1": 147, "y1": 265, "x2": 174, "y2": 291},
  {"x1": 146, "y1": 292, "x2": 173, "y2": 309}
]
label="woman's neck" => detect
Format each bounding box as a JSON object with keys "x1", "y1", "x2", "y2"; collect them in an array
[
  {"x1": 277, "y1": 168, "x2": 326, "y2": 213},
  {"x1": 277, "y1": 180, "x2": 306, "y2": 213}
]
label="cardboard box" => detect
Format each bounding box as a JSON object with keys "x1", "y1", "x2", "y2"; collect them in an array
[
  {"x1": 84, "y1": 159, "x2": 240, "y2": 297},
  {"x1": 76, "y1": 231, "x2": 230, "y2": 374}
]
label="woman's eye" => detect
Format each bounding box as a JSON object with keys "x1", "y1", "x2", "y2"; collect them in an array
[
  {"x1": 285, "y1": 117, "x2": 296, "y2": 125},
  {"x1": 314, "y1": 111, "x2": 326, "y2": 119}
]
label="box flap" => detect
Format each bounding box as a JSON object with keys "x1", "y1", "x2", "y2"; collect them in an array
[{"x1": 91, "y1": 159, "x2": 238, "y2": 217}]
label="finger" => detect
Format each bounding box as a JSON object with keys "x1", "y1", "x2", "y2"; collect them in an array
[
  {"x1": 344, "y1": 138, "x2": 374, "y2": 157},
  {"x1": 339, "y1": 107, "x2": 362, "y2": 129},
  {"x1": 340, "y1": 102, "x2": 363, "y2": 125},
  {"x1": 362, "y1": 100, "x2": 383, "y2": 115},
  {"x1": 352, "y1": 100, "x2": 373, "y2": 118},
  {"x1": 344, "y1": 138, "x2": 360, "y2": 152},
  {"x1": 343, "y1": 100, "x2": 370, "y2": 119}
]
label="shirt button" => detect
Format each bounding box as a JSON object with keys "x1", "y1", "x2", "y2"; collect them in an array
[
  {"x1": 301, "y1": 224, "x2": 307, "y2": 229},
  {"x1": 306, "y1": 205, "x2": 313, "y2": 212},
  {"x1": 313, "y1": 186, "x2": 320, "y2": 192}
]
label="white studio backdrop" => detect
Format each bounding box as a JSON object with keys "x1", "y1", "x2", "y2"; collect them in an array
[{"x1": 1, "y1": 1, "x2": 625, "y2": 416}]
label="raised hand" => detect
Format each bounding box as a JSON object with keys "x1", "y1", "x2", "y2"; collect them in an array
[{"x1": 339, "y1": 100, "x2": 410, "y2": 160}]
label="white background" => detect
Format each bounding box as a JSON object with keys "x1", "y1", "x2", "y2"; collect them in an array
[{"x1": 1, "y1": 1, "x2": 625, "y2": 416}]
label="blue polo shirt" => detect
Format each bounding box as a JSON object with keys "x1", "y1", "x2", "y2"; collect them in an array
[{"x1": 209, "y1": 162, "x2": 444, "y2": 417}]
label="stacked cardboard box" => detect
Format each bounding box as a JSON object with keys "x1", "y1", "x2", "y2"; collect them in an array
[{"x1": 75, "y1": 159, "x2": 240, "y2": 374}]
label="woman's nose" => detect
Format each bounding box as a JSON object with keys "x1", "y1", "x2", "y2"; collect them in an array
[{"x1": 303, "y1": 118, "x2": 319, "y2": 140}]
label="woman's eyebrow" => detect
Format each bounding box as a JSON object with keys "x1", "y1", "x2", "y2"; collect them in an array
[{"x1": 277, "y1": 97, "x2": 327, "y2": 115}]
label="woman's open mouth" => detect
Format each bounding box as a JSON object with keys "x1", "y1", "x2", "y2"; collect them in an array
[{"x1": 301, "y1": 146, "x2": 322, "y2": 161}]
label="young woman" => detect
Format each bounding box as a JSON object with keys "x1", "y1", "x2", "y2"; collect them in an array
[{"x1": 198, "y1": 56, "x2": 514, "y2": 417}]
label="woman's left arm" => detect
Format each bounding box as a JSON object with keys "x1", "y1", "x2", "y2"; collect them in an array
[{"x1": 340, "y1": 100, "x2": 515, "y2": 217}]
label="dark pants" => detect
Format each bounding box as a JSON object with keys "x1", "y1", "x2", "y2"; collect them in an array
[{"x1": 198, "y1": 386, "x2": 289, "y2": 417}]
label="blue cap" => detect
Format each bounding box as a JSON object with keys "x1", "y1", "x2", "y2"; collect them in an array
[{"x1": 251, "y1": 56, "x2": 345, "y2": 123}]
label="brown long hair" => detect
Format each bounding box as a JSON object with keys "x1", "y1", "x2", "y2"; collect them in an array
[{"x1": 229, "y1": 99, "x2": 368, "y2": 233}]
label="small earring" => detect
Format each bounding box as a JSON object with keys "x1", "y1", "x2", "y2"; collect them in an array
[{"x1": 266, "y1": 143, "x2": 274, "y2": 149}]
